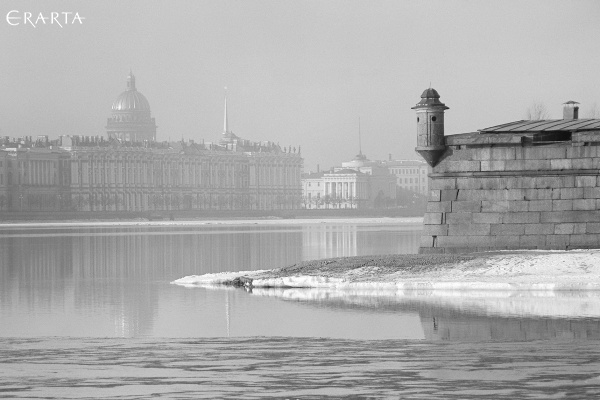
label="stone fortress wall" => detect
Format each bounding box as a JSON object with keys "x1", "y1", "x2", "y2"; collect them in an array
[{"x1": 414, "y1": 89, "x2": 600, "y2": 254}]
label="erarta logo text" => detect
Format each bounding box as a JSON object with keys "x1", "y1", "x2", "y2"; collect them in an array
[{"x1": 6, "y1": 10, "x2": 85, "y2": 27}]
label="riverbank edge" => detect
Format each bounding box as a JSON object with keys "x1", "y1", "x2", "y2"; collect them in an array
[{"x1": 172, "y1": 250, "x2": 600, "y2": 292}]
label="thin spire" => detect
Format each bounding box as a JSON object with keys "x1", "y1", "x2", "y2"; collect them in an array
[
  {"x1": 358, "y1": 117, "x2": 362, "y2": 156},
  {"x1": 223, "y1": 87, "x2": 229, "y2": 134}
]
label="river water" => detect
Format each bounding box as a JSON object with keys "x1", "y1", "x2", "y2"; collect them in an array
[{"x1": 1, "y1": 219, "x2": 600, "y2": 398}]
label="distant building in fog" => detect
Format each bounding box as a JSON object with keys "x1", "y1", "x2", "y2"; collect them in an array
[
  {"x1": 383, "y1": 159, "x2": 430, "y2": 195},
  {"x1": 0, "y1": 73, "x2": 302, "y2": 212},
  {"x1": 301, "y1": 152, "x2": 397, "y2": 209},
  {"x1": 106, "y1": 71, "x2": 157, "y2": 142}
]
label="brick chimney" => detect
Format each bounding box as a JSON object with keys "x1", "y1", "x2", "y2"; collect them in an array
[{"x1": 563, "y1": 101, "x2": 580, "y2": 120}]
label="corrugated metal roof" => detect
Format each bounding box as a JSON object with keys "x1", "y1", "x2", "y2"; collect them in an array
[{"x1": 480, "y1": 119, "x2": 600, "y2": 133}]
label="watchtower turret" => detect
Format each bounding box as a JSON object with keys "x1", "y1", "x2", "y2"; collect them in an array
[{"x1": 412, "y1": 88, "x2": 449, "y2": 166}]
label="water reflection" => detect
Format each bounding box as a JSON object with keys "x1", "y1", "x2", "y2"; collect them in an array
[
  {"x1": 247, "y1": 287, "x2": 600, "y2": 341},
  {"x1": 8, "y1": 222, "x2": 596, "y2": 341},
  {"x1": 0, "y1": 223, "x2": 420, "y2": 337}
]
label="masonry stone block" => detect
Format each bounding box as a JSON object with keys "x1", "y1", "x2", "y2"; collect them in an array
[
  {"x1": 535, "y1": 176, "x2": 562, "y2": 189},
  {"x1": 437, "y1": 160, "x2": 481, "y2": 173},
  {"x1": 519, "y1": 235, "x2": 546, "y2": 248},
  {"x1": 429, "y1": 189, "x2": 441, "y2": 202},
  {"x1": 559, "y1": 188, "x2": 584, "y2": 200},
  {"x1": 569, "y1": 234, "x2": 600, "y2": 247},
  {"x1": 445, "y1": 212, "x2": 472, "y2": 224},
  {"x1": 456, "y1": 178, "x2": 480, "y2": 190},
  {"x1": 550, "y1": 159, "x2": 572, "y2": 170},
  {"x1": 528, "y1": 200, "x2": 553, "y2": 212},
  {"x1": 576, "y1": 176, "x2": 597, "y2": 187},
  {"x1": 567, "y1": 146, "x2": 600, "y2": 159},
  {"x1": 524, "y1": 223, "x2": 555, "y2": 235},
  {"x1": 423, "y1": 212, "x2": 443, "y2": 225},
  {"x1": 507, "y1": 200, "x2": 530, "y2": 212},
  {"x1": 491, "y1": 147, "x2": 517, "y2": 160},
  {"x1": 586, "y1": 223, "x2": 600, "y2": 233},
  {"x1": 561, "y1": 176, "x2": 575, "y2": 188},
  {"x1": 444, "y1": 247, "x2": 478, "y2": 254},
  {"x1": 491, "y1": 224, "x2": 525, "y2": 235},
  {"x1": 516, "y1": 146, "x2": 567, "y2": 160},
  {"x1": 480, "y1": 177, "x2": 511, "y2": 189},
  {"x1": 545, "y1": 235, "x2": 570, "y2": 249},
  {"x1": 436, "y1": 235, "x2": 491, "y2": 247},
  {"x1": 480, "y1": 160, "x2": 507, "y2": 172},
  {"x1": 541, "y1": 211, "x2": 600, "y2": 223},
  {"x1": 472, "y1": 212, "x2": 502, "y2": 224},
  {"x1": 481, "y1": 200, "x2": 509, "y2": 212},
  {"x1": 574, "y1": 223, "x2": 587, "y2": 234},
  {"x1": 505, "y1": 189, "x2": 527, "y2": 201},
  {"x1": 512, "y1": 160, "x2": 552, "y2": 171},
  {"x1": 554, "y1": 223, "x2": 576, "y2": 235},
  {"x1": 427, "y1": 201, "x2": 452, "y2": 213},
  {"x1": 572, "y1": 158, "x2": 593, "y2": 169},
  {"x1": 513, "y1": 177, "x2": 537, "y2": 189},
  {"x1": 423, "y1": 224, "x2": 449, "y2": 236},
  {"x1": 420, "y1": 236, "x2": 435, "y2": 248},
  {"x1": 552, "y1": 200, "x2": 574, "y2": 211},
  {"x1": 448, "y1": 223, "x2": 491, "y2": 236},
  {"x1": 573, "y1": 199, "x2": 596, "y2": 211},
  {"x1": 452, "y1": 201, "x2": 482, "y2": 213},
  {"x1": 430, "y1": 178, "x2": 457, "y2": 190},
  {"x1": 440, "y1": 189, "x2": 459, "y2": 201},
  {"x1": 419, "y1": 248, "x2": 446, "y2": 254},
  {"x1": 493, "y1": 235, "x2": 521, "y2": 247},
  {"x1": 584, "y1": 187, "x2": 600, "y2": 199},
  {"x1": 502, "y1": 212, "x2": 540, "y2": 224},
  {"x1": 523, "y1": 188, "x2": 559, "y2": 200}
]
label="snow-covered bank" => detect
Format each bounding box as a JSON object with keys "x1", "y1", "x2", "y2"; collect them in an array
[
  {"x1": 172, "y1": 249, "x2": 600, "y2": 292},
  {"x1": 0, "y1": 217, "x2": 422, "y2": 229}
]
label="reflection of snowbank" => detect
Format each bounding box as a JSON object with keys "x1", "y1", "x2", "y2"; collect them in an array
[
  {"x1": 249, "y1": 287, "x2": 600, "y2": 319},
  {"x1": 172, "y1": 249, "x2": 600, "y2": 292}
]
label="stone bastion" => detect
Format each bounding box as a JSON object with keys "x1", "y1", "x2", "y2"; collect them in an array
[{"x1": 414, "y1": 89, "x2": 600, "y2": 254}]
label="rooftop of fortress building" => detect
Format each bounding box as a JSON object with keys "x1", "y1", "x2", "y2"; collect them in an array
[{"x1": 479, "y1": 119, "x2": 600, "y2": 134}]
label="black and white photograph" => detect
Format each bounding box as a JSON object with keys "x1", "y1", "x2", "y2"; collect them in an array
[{"x1": 1, "y1": 0, "x2": 600, "y2": 398}]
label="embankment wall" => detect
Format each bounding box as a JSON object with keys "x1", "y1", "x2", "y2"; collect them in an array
[{"x1": 420, "y1": 140, "x2": 600, "y2": 253}]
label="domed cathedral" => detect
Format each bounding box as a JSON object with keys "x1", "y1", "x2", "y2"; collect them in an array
[{"x1": 106, "y1": 71, "x2": 157, "y2": 142}]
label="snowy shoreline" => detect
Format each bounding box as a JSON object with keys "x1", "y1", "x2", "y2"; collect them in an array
[{"x1": 172, "y1": 250, "x2": 600, "y2": 293}]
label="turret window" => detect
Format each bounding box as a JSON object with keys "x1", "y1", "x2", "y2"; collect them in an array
[
  {"x1": 417, "y1": 117, "x2": 420, "y2": 122},
  {"x1": 431, "y1": 116, "x2": 437, "y2": 122}
]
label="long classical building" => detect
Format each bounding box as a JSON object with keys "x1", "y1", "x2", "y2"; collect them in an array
[{"x1": 0, "y1": 73, "x2": 302, "y2": 212}]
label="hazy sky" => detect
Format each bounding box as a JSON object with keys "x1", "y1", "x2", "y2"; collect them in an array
[{"x1": 1, "y1": 0, "x2": 599, "y2": 170}]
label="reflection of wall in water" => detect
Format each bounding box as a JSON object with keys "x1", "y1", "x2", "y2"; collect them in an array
[
  {"x1": 301, "y1": 225, "x2": 420, "y2": 260},
  {"x1": 421, "y1": 312, "x2": 600, "y2": 341}
]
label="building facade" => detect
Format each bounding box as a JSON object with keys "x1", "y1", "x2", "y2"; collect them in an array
[
  {"x1": 384, "y1": 159, "x2": 430, "y2": 195},
  {"x1": 301, "y1": 152, "x2": 396, "y2": 209},
  {"x1": 415, "y1": 89, "x2": 600, "y2": 254},
  {"x1": 0, "y1": 73, "x2": 302, "y2": 213}
]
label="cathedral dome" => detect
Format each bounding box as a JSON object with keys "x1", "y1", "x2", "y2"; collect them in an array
[{"x1": 111, "y1": 72, "x2": 151, "y2": 112}]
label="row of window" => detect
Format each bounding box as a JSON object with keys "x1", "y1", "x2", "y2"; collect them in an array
[{"x1": 390, "y1": 168, "x2": 427, "y2": 175}]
